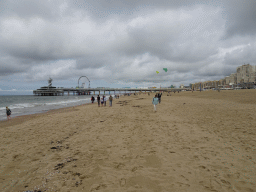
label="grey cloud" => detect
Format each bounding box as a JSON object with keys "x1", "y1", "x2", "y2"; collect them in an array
[
  {"x1": 0, "y1": 0, "x2": 62, "y2": 20},
  {"x1": 223, "y1": 1, "x2": 256, "y2": 38},
  {"x1": 1, "y1": 0, "x2": 256, "y2": 88}
]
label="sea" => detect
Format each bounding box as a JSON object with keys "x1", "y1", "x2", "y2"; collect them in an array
[{"x1": 0, "y1": 93, "x2": 124, "y2": 121}]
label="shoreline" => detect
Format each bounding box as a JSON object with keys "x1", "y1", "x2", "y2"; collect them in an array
[{"x1": 0, "y1": 94, "x2": 124, "y2": 123}]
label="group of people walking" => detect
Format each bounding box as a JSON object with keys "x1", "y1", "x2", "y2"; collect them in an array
[{"x1": 91, "y1": 95, "x2": 114, "y2": 107}]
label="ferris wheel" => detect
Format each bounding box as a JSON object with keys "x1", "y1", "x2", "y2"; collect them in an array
[{"x1": 78, "y1": 76, "x2": 90, "y2": 88}]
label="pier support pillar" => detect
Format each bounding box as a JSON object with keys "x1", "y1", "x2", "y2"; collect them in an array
[
  {"x1": 94, "y1": 91, "x2": 95, "y2": 95},
  {"x1": 109, "y1": 91, "x2": 110, "y2": 95},
  {"x1": 104, "y1": 91, "x2": 105, "y2": 95}
]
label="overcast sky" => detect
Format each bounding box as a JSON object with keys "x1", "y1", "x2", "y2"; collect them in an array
[{"x1": 0, "y1": 0, "x2": 256, "y2": 95}]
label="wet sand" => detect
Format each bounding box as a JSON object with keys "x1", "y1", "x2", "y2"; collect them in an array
[{"x1": 0, "y1": 90, "x2": 256, "y2": 192}]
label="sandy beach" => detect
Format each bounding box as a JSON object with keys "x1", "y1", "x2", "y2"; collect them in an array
[{"x1": 0, "y1": 90, "x2": 256, "y2": 192}]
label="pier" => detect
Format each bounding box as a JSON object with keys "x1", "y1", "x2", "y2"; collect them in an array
[
  {"x1": 33, "y1": 78, "x2": 190, "y2": 96},
  {"x1": 33, "y1": 87, "x2": 190, "y2": 96}
]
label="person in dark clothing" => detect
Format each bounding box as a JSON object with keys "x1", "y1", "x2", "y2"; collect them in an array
[
  {"x1": 6, "y1": 106, "x2": 11, "y2": 120},
  {"x1": 91, "y1": 96, "x2": 95, "y2": 104},
  {"x1": 97, "y1": 95, "x2": 100, "y2": 107},
  {"x1": 158, "y1": 93, "x2": 161, "y2": 104}
]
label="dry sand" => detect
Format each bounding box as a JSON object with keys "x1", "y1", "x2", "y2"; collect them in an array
[{"x1": 0, "y1": 90, "x2": 256, "y2": 192}]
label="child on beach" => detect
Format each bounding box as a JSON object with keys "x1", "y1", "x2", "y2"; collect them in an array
[
  {"x1": 152, "y1": 95, "x2": 159, "y2": 112},
  {"x1": 6, "y1": 107, "x2": 11, "y2": 120},
  {"x1": 104, "y1": 96, "x2": 107, "y2": 106},
  {"x1": 101, "y1": 97, "x2": 104, "y2": 107}
]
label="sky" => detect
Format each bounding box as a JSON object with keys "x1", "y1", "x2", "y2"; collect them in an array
[{"x1": 0, "y1": 0, "x2": 256, "y2": 95}]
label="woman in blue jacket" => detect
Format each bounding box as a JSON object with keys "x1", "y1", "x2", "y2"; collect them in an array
[{"x1": 152, "y1": 95, "x2": 159, "y2": 112}]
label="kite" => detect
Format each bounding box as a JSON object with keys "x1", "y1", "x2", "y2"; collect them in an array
[
  {"x1": 156, "y1": 71, "x2": 159, "y2": 74},
  {"x1": 163, "y1": 68, "x2": 168, "y2": 72}
]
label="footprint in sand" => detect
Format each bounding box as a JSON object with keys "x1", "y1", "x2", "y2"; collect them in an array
[
  {"x1": 180, "y1": 175, "x2": 189, "y2": 181},
  {"x1": 120, "y1": 178, "x2": 126, "y2": 187},
  {"x1": 220, "y1": 179, "x2": 231, "y2": 185},
  {"x1": 176, "y1": 182, "x2": 190, "y2": 187},
  {"x1": 90, "y1": 184, "x2": 107, "y2": 191}
]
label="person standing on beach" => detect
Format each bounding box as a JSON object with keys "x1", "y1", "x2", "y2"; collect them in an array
[
  {"x1": 104, "y1": 96, "x2": 107, "y2": 107},
  {"x1": 109, "y1": 95, "x2": 113, "y2": 107},
  {"x1": 97, "y1": 95, "x2": 100, "y2": 107},
  {"x1": 91, "y1": 96, "x2": 95, "y2": 104},
  {"x1": 152, "y1": 95, "x2": 159, "y2": 112},
  {"x1": 101, "y1": 96, "x2": 104, "y2": 107},
  {"x1": 158, "y1": 93, "x2": 161, "y2": 104},
  {"x1": 6, "y1": 107, "x2": 11, "y2": 120}
]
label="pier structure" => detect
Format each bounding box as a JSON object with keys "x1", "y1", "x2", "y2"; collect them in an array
[
  {"x1": 33, "y1": 78, "x2": 190, "y2": 96},
  {"x1": 33, "y1": 87, "x2": 190, "y2": 96}
]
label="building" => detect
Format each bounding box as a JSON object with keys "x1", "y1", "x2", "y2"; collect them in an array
[
  {"x1": 236, "y1": 64, "x2": 255, "y2": 84},
  {"x1": 191, "y1": 64, "x2": 256, "y2": 90}
]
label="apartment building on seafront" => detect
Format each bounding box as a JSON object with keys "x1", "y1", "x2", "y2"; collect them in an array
[{"x1": 191, "y1": 64, "x2": 256, "y2": 90}]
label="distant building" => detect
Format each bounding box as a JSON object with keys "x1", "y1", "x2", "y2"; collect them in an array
[{"x1": 191, "y1": 64, "x2": 256, "y2": 89}]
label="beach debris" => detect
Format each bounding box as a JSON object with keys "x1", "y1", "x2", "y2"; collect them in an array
[
  {"x1": 132, "y1": 105, "x2": 141, "y2": 108},
  {"x1": 50, "y1": 146, "x2": 63, "y2": 151},
  {"x1": 75, "y1": 180, "x2": 82, "y2": 187},
  {"x1": 163, "y1": 68, "x2": 168, "y2": 72},
  {"x1": 23, "y1": 191, "x2": 42, "y2": 192},
  {"x1": 54, "y1": 163, "x2": 64, "y2": 170},
  {"x1": 73, "y1": 172, "x2": 81, "y2": 176},
  {"x1": 156, "y1": 71, "x2": 159, "y2": 74}
]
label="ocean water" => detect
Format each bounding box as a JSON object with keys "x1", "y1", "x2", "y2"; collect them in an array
[{"x1": 0, "y1": 93, "x2": 124, "y2": 121}]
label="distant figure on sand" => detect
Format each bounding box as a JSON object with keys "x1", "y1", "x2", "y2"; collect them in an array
[
  {"x1": 91, "y1": 96, "x2": 95, "y2": 104},
  {"x1": 109, "y1": 95, "x2": 113, "y2": 107},
  {"x1": 152, "y1": 95, "x2": 159, "y2": 112},
  {"x1": 104, "y1": 96, "x2": 107, "y2": 106},
  {"x1": 97, "y1": 95, "x2": 100, "y2": 107},
  {"x1": 158, "y1": 93, "x2": 161, "y2": 104},
  {"x1": 6, "y1": 107, "x2": 11, "y2": 120},
  {"x1": 101, "y1": 97, "x2": 104, "y2": 107}
]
